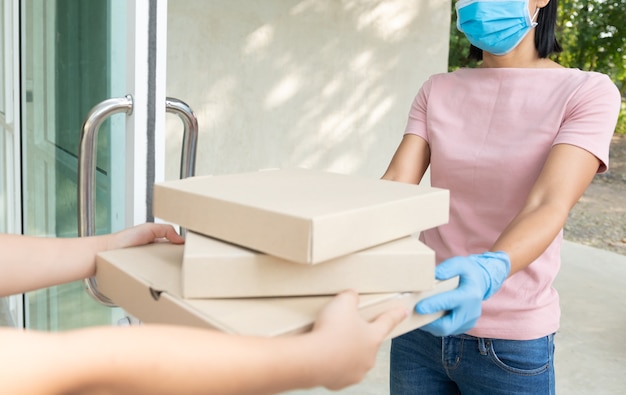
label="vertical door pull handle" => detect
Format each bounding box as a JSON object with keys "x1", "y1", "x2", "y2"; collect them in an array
[
  {"x1": 79, "y1": 96, "x2": 198, "y2": 307},
  {"x1": 165, "y1": 97, "x2": 198, "y2": 179},
  {"x1": 165, "y1": 97, "x2": 199, "y2": 238},
  {"x1": 78, "y1": 95, "x2": 133, "y2": 306}
]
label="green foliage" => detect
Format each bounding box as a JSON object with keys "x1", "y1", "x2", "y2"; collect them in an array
[
  {"x1": 448, "y1": 6, "x2": 478, "y2": 71},
  {"x1": 555, "y1": 0, "x2": 626, "y2": 94},
  {"x1": 448, "y1": 0, "x2": 626, "y2": 134},
  {"x1": 617, "y1": 101, "x2": 626, "y2": 134}
]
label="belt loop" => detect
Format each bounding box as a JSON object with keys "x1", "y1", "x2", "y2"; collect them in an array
[{"x1": 477, "y1": 337, "x2": 488, "y2": 355}]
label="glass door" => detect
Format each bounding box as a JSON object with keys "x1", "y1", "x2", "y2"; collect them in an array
[{"x1": 16, "y1": 0, "x2": 168, "y2": 330}]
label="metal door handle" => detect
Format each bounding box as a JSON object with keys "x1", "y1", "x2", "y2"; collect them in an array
[
  {"x1": 166, "y1": 97, "x2": 199, "y2": 238},
  {"x1": 166, "y1": 97, "x2": 198, "y2": 179},
  {"x1": 78, "y1": 95, "x2": 134, "y2": 306},
  {"x1": 78, "y1": 95, "x2": 198, "y2": 306}
]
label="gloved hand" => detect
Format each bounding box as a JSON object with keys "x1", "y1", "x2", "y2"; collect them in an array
[{"x1": 415, "y1": 251, "x2": 511, "y2": 336}]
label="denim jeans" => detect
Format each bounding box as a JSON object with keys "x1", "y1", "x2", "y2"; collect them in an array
[{"x1": 390, "y1": 329, "x2": 555, "y2": 395}]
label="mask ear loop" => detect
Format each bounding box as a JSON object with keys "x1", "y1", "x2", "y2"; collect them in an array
[{"x1": 530, "y1": 8, "x2": 540, "y2": 26}]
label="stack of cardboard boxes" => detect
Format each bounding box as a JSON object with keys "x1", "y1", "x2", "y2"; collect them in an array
[{"x1": 95, "y1": 168, "x2": 454, "y2": 338}]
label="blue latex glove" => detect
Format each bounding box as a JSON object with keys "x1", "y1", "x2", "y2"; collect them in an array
[{"x1": 416, "y1": 251, "x2": 511, "y2": 336}]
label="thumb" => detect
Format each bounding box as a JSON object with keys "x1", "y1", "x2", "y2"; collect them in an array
[
  {"x1": 434, "y1": 257, "x2": 468, "y2": 280},
  {"x1": 368, "y1": 307, "x2": 408, "y2": 339},
  {"x1": 316, "y1": 289, "x2": 360, "y2": 324},
  {"x1": 334, "y1": 289, "x2": 360, "y2": 307}
]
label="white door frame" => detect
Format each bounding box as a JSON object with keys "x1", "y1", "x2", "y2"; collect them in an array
[
  {"x1": 1, "y1": 0, "x2": 23, "y2": 328},
  {"x1": 2, "y1": 0, "x2": 21, "y2": 236},
  {"x1": 125, "y1": 0, "x2": 168, "y2": 228}
]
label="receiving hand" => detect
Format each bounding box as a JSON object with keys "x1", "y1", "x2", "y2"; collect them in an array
[
  {"x1": 415, "y1": 251, "x2": 510, "y2": 336},
  {"x1": 310, "y1": 290, "x2": 407, "y2": 390},
  {"x1": 107, "y1": 223, "x2": 185, "y2": 251}
]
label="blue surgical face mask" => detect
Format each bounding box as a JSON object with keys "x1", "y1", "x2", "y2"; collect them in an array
[{"x1": 456, "y1": 0, "x2": 539, "y2": 56}]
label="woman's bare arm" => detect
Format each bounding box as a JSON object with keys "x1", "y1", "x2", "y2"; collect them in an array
[
  {"x1": 0, "y1": 291, "x2": 406, "y2": 395},
  {"x1": 382, "y1": 134, "x2": 430, "y2": 184},
  {"x1": 382, "y1": 135, "x2": 600, "y2": 275},
  {"x1": 0, "y1": 223, "x2": 184, "y2": 297},
  {"x1": 491, "y1": 143, "x2": 601, "y2": 274}
]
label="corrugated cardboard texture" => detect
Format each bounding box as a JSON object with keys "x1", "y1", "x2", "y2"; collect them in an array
[
  {"x1": 183, "y1": 231, "x2": 435, "y2": 298},
  {"x1": 154, "y1": 168, "x2": 449, "y2": 264},
  {"x1": 96, "y1": 243, "x2": 458, "y2": 339}
]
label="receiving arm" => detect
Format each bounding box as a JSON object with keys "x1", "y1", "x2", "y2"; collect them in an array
[
  {"x1": 0, "y1": 291, "x2": 406, "y2": 395},
  {"x1": 0, "y1": 223, "x2": 184, "y2": 297}
]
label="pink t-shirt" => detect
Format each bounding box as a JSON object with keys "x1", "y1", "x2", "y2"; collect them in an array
[{"x1": 404, "y1": 68, "x2": 621, "y2": 340}]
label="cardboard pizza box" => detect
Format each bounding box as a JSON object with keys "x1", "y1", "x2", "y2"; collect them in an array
[
  {"x1": 95, "y1": 243, "x2": 457, "y2": 339},
  {"x1": 153, "y1": 168, "x2": 449, "y2": 264},
  {"x1": 182, "y1": 231, "x2": 435, "y2": 298}
]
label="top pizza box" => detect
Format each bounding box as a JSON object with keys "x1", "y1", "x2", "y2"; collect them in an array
[{"x1": 153, "y1": 168, "x2": 449, "y2": 264}]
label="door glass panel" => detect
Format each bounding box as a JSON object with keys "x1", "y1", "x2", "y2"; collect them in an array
[{"x1": 22, "y1": 0, "x2": 127, "y2": 330}]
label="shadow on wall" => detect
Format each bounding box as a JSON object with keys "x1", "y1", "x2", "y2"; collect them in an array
[{"x1": 166, "y1": 0, "x2": 449, "y2": 178}]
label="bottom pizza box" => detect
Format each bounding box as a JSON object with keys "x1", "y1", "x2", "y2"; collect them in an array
[{"x1": 95, "y1": 243, "x2": 457, "y2": 339}]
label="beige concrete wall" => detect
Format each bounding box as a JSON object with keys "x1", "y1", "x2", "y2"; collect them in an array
[{"x1": 166, "y1": 0, "x2": 451, "y2": 180}]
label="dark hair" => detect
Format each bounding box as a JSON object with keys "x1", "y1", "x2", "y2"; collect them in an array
[{"x1": 468, "y1": 0, "x2": 562, "y2": 60}]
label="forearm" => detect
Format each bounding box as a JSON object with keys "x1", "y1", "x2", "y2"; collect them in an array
[
  {"x1": 0, "y1": 224, "x2": 184, "y2": 297},
  {"x1": 491, "y1": 144, "x2": 600, "y2": 275},
  {"x1": 491, "y1": 201, "x2": 570, "y2": 275},
  {"x1": 0, "y1": 287, "x2": 400, "y2": 394},
  {"x1": 87, "y1": 326, "x2": 323, "y2": 395},
  {"x1": 3, "y1": 326, "x2": 329, "y2": 395},
  {"x1": 0, "y1": 235, "x2": 107, "y2": 296}
]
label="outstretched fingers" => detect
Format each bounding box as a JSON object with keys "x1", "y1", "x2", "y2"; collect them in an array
[
  {"x1": 108, "y1": 223, "x2": 184, "y2": 251},
  {"x1": 149, "y1": 223, "x2": 185, "y2": 244},
  {"x1": 415, "y1": 288, "x2": 466, "y2": 315}
]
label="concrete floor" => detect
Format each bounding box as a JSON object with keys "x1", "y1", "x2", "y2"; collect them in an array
[{"x1": 284, "y1": 241, "x2": 626, "y2": 395}]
